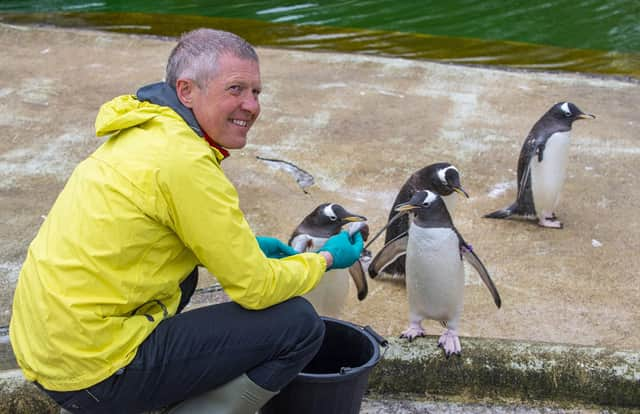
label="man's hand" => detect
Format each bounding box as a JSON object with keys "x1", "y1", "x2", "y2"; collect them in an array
[
  {"x1": 318, "y1": 231, "x2": 364, "y2": 269},
  {"x1": 256, "y1": 236, "x2": 298, "y2": 259}
]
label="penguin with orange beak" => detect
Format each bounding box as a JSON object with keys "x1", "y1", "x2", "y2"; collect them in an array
[{"x1": 289, "y1": 203, "x2": 369, "y2": 317}]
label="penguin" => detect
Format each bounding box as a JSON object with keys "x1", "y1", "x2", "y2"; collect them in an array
[
  {"x1": 289, "y1": 203, "x2": 369, "y2": 317},
  {"x1": 380, "y1": 163, "x2": 469, "y2": 277},
  {"x1": 368, "y1": 190, "x2": 501, "y2": 357},
  {"x1": 484, "y1": 102, "x2": 595, "y2": 228}
]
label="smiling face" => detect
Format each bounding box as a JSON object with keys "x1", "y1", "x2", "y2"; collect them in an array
[{"x1": 178, "y1": 53, "x2": 262, "y2": 149}]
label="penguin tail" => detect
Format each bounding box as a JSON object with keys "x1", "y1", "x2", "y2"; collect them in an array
[{"x1": 483, "y1": 203, "x2": 517, "y2": 220}]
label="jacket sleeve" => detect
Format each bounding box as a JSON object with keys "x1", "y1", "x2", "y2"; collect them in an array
[{"x1": 158, "y1": 146, "x2": 326, "y2": 310}]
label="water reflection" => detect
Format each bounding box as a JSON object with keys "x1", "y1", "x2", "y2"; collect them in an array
[{"x1": 3, "y1": 12, "x2": 637, "y2": 79}]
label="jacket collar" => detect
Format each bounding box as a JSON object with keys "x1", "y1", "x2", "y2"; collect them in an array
[{"x1": 136, "y1": 82, "x2": 229, "y2": 159}]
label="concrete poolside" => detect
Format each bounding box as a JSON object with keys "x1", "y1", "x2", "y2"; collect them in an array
[{"x1": 1, "y1": 24, "x2": 639, "y2": 412}]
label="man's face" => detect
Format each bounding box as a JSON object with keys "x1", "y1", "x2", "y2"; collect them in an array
[{"x1": 188, "y1": 53, "x2": 261, "y2": 149}]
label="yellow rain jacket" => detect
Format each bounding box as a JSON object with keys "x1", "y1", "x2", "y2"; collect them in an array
[{"x1": 10, "y1": 91, "x2": 326, "y2": 391}]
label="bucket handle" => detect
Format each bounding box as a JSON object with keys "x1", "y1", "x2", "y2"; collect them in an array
[
  {"x1": 362, "y1": 325, "x2": 388, "y2": 347},
  {"x1": 361, "y1": 324, "x2": 390, "y2": 359}
]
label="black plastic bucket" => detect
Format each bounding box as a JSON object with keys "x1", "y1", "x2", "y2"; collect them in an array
[{"x1": 260, "y1": 316, "x2": 386, "y2": 414}]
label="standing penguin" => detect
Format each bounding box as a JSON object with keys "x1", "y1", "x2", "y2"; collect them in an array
[
  {"x1": 369, "y1": 190, "x2": 501, "y2": 357},
  {"x1": 289, "y1": 203, "x2": 369, "y2": 317},
  {"x1": 380, "y1": 163, "x2": 469, "y2": 277},
  {"x1": 484, "y1": 102, "x2": 595, "y2": 228}
]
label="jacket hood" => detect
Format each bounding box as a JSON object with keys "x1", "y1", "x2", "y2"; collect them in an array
[
  {"x1": 136, "y1": 82, "x2": 203, "y2": 136},
  {"x1": 95, "y1": 82, "x2": 203, "y2": 138}
]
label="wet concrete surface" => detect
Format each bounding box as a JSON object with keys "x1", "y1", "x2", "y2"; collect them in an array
[{"x1": 1, "y1": 23, "x2": 639, "y2": 411}]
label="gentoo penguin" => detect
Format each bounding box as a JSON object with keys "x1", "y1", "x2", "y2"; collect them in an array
[
  {"x1": 380, "y1": 163, "x2": 469, "y2": 277},
  {"x1": 289, "y1": 203, "x2": 369, "y2": 317},
  {"x1": 369, "y1": 190, "x2": 501, "y2": 357},
  {"x1": 484, "y1": 102, "x2": 595, "y2": 228}
]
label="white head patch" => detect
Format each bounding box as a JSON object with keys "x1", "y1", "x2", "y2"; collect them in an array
[
  {"x1": 323, "y1": 204, "x2": 338, "y2": 221},
  {"x1": 437, "y1": 166, "x2": 458, "y2": 184},
  {"x1": 423, "y1": 190, "x2": 438, "y2": 205},
  {"x1": 560, "y1": 102, "x2": 571, "y2": 115}
]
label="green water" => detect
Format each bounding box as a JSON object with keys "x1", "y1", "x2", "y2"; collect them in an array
[{"x1": 1, "y1": 1, "x2": 639, "y2": 78}]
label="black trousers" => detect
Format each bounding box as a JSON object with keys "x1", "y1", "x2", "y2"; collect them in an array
[{"x1": 41, "y1": 268, "x2": 325, "y2": 413}]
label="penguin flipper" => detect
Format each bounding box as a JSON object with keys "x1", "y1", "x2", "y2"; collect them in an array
[
  {"x1": 514, "y1": 163, "x2": 537, "y2": 218},
  {"x1": 380, "y1": 214, "x2": 409, "y2": 276},
  {"x1": 460, "y1": 244, "x2": 502, "y2": 308},
  {"x1": 368, "y1": 233, "x2": 408, "y2": 279},
  {"x1": 513, "y1": 133, "x2": 544, "y2": 218},
  {"x1": 348, "y1": 260, "x2": 368, "y2": 300},
  {"x1": 381, "y1": 182, "x2": 416, "y2": 276}
]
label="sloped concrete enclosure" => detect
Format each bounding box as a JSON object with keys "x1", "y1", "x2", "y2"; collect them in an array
[{"x1": 1, "y1": 24, "x2": 639, "y2": 411}]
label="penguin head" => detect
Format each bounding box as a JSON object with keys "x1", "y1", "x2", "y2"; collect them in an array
[
  {"x1": 289, "y1": 203, "x2": 367, "y2": 250},
  {"x1": 548, "y1": 102, "x2": 595, "y2": 126},
  {"x1": 302, "y1": 203, "x2": 367, "y2": 235},
  {"x1": 435, "y1": 164, "x2": 469, "y2": 198},
  {"x1": 394, "y1": 190, "x2": 453, "y2": 227}
]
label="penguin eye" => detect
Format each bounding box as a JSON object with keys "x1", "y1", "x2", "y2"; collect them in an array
[
  {"x1": 328, "y1": 214, "x2": 338, "y2": 221},
  {"x1": 563, "y1": 111, "x2": 572, "y2": 118},
  {"x1": 422, "y1": 202, "x2": 431, "y2": 208}
]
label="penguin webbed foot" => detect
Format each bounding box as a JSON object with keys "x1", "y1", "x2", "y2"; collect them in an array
[
  {"x1": 399, "y1": 325, "x2": 425, "y2": 342},
  {"x1": 538, "y1": 214, "x2": 563, "y2": 229},
  {"x1": 437, "y1": 329, "x2": 462, "y2": 358}
]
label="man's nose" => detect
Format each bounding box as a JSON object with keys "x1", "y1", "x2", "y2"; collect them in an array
[{"x1": 242, "y1": 92, "x2": 260, "y2": 114}]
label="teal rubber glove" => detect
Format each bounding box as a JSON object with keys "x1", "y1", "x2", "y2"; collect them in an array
[
  {"x1": 256, "y1": 236, "x2": 298, "y2": 259},
  {"x1": 318, "y1": 231, "x2": 364, "y2": 269}
]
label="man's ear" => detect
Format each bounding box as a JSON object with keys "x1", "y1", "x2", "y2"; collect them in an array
[{"x1": 176, "y1": 78, "x2": 195, "y2": 108}]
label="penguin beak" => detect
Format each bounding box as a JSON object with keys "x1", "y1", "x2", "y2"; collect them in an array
[
  {"x1": 332, "y1": 205, "x2": 367, "y2": 224},
  {"x1": 341, "y1": 214, "x2": 367, "y2": 223},
  {"x1": 452, "y1": 186, "x2": 469, "y2": 198},
  {"x1": 577, "y1": 113, "x2": 595, "y2": 120},
  {"x1": 394, "y1": 202, "x2": 420, "y2": 213}
]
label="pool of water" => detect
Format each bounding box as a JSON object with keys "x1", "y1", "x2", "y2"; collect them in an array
[{"x1": 1, "y1": 0, "x2": 639, "y2": 79}]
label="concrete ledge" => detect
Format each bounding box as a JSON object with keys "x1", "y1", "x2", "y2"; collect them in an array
[
  {"x1": 3, "y1": 336, "x2": 639, "y2": 412},
  {"x1": 0, "y1": 369, "x2": 58, "y2": 413},
  {"x1": 369, "y1": 336, "x2": 640, "y2": 408}
]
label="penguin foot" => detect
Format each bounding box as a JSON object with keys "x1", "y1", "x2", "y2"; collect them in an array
[
  {"x1": 538, "y1": 215, "x2": 563, "y2": 229},
  {"x1": 437, "y1": 329, "x2": 462, "y2": 358},
  {"x1": 400, "y1": 326, "x2": 425, "y2": 342}
]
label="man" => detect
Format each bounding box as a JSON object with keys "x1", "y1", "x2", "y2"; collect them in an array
[{"x1": 10, "y1": 28, "x2": 363, "y2": 414}]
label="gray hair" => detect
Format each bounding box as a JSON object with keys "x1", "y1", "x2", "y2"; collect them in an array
[{"x1": 165, "y1": 28, "x2": 258, "y2": 88}]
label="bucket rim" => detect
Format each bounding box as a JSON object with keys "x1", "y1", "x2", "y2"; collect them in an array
[{"x1": 296, "y1": 316, "x2": 381, "y2": 382}]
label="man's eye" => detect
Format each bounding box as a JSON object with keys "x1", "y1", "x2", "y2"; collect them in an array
[{"x1": 228, "y1": 85, "x2": 242, "y2": 93}]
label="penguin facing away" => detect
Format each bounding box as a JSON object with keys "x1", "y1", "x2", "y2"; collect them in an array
[
  {"x1": 484, "y1": 102, "x2": 595, "y2": 228},
  {"x1": 369, "y1": 190, "x2": 501, "y2": 357},
  {"x1": 381, "y1": 162, "x2": 469, "y2": 277},
  {"x1": 289, "y1": 203, "x2": 369, "y2": 318}
]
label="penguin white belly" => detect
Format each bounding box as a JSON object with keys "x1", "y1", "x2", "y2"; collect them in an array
[
  {"x1": 530, "y1": 131, "x2": 570, "y2": 215},
  {"x1": 405, "y1": 226, "x2": 464, "y2": 326},
  {"x1": 303, "y1": 268, "x2": 349, "y2": 317}
]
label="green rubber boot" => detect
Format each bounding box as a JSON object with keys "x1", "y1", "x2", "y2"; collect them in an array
[{"x1": 167, "y1": 374, "x2": 278, "y2": 414}]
